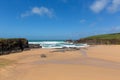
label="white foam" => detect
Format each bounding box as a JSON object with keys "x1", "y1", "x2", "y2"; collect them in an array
[
  {"x1": 29, "y1": 41, "x2": 89, "y2": 48},
  {"x1": 29, "y1": 41, "x2": 65, "y2": 44}
]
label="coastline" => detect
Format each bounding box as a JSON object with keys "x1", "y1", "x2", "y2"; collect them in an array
[{"x1": 0, "y1": 45, "x2": 120, "y2": 80}]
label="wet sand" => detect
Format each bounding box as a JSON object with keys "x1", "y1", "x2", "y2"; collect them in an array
[{"x1": 0, "y1": 45, "x2": 120, "y2": 80}]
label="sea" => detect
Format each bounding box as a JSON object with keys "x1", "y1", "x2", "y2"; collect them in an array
[{"x1": 28, "y1": 40, "x2": 88, "y2": 48}]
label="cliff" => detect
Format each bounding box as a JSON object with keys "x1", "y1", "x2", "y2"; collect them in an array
[
  {"x1": 0, "y1": 38, "x2": 29, "y2": 55},
  {"x1": 75, "y1": 33, "x2": 120, "y2": 45}
]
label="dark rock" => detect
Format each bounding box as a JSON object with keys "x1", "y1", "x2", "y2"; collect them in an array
[
  {"x1": 75, "y1": 33, "x2": 120, "y2": 45},
  {"x1": 75, "y1": 39, "x2": 120, "y2": 45},
  {"x1": 29, "y1": 44, "x2": 42, "y2": 49},
  {"x1": 0, "y1": 38, "x2": 29, "y2": 55},
  {"x1": 65, "y1": 40, "x2": 73, "y2": 43},
  {"x1": 40, "y1": 54, "x2": 47, "y2": 58}
]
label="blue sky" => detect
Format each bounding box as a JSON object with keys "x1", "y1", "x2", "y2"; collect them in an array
[{"x1": 0, "y1": 0, "x2": 120, "y2": 40}]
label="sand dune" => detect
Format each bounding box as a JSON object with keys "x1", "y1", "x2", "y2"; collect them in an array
[{"x1": 0, "y1": 45, "x2": 120, "y2": 80}]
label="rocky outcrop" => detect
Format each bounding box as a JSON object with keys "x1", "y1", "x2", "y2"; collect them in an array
[
  {"x1": 0, "y1": 38, "x2": 29, "y2": 55},
  {"x1": 65, "y1": 40, "x2": 74, "y2": 43},
  {"x1": 75, "y1": 33, "x2": 120, "y2": 45},
  {"x1": 75, "y1": 39, "x2": 120, "y2": 45},
  {"x1": 29, "y1": 44, "x2": 42, "y2": 49}
]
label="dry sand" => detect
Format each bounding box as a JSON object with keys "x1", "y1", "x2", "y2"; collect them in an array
[{"x1": 0, "y1": 45, "x2": 120, "y2": 80}]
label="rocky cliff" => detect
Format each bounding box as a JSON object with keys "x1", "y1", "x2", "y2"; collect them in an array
[
  {"x1": 75, "y1": 33, "x2": 120, "y2": 45},
  {"x1": 0, "y1": 38, "x2": 29, "y2": 55}
]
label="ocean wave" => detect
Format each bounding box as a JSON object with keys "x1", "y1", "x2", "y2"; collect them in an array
[{"x1": 28, "y1": 41, "x2": 88, "y2": 48}]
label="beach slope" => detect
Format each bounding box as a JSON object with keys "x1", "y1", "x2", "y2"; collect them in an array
[{"x1": 0, "y1": 45, "x2": 120, "y2": 80}]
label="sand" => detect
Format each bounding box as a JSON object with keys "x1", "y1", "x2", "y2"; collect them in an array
[{"x1": 0, "y1": 45, "x2": 120, "y2": 80}]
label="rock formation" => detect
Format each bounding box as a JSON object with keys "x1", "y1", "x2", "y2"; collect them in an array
[
  {"x1": 0, "y1": 38, "x2": 29, "y2": 55},
  {"x1": 75, "y1": 33, "x2": 120, "y2": 45}
]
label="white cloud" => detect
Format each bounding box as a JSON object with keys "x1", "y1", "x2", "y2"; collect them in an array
[
  {"x1": 90, "y1": 0, "x2": 120, "y2": 13},
  {"x1": 21, "y1": 6, "x2": 54, "y2": 18},
  {"x1": 108, "y1": 0, "x2": 120, "y2": 13},
  {"x1": 90, "y1": 0, "x2": 109, "y2": 13}
]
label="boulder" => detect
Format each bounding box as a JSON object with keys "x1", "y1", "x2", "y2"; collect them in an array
[{"x1": 0, "y1": 38, "x2": 29, "y2": 55}]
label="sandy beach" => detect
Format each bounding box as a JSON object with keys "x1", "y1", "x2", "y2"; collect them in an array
[{"x1": 0, "y1": 45, "x2": 120, "y2": 80}]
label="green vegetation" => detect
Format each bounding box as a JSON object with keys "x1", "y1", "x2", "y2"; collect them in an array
[
  {"x1": 76, "y1": 33, "x2": 120, "y2": 45},
  {"x1": 85, "y1": 33, "x2": 120, "y2": 40}
]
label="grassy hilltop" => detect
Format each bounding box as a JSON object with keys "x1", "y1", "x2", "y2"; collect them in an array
[
  {"x1": 76, "y1": 33, "x2": 120, "y2": 45},
  {"x1": 85, "y1": 33, "x2": 120, "y2": 40}
]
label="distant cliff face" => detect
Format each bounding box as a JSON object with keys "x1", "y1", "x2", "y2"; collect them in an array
[
  {"x1": 75, "y1": 39, "x2": 120, "y2": 45},
  {"x1": 0, "y1": 38, "x2": 29, "y2": 55},
  {"x1": 75, "y1": 33, "x2": 120, "y2": 45}
]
